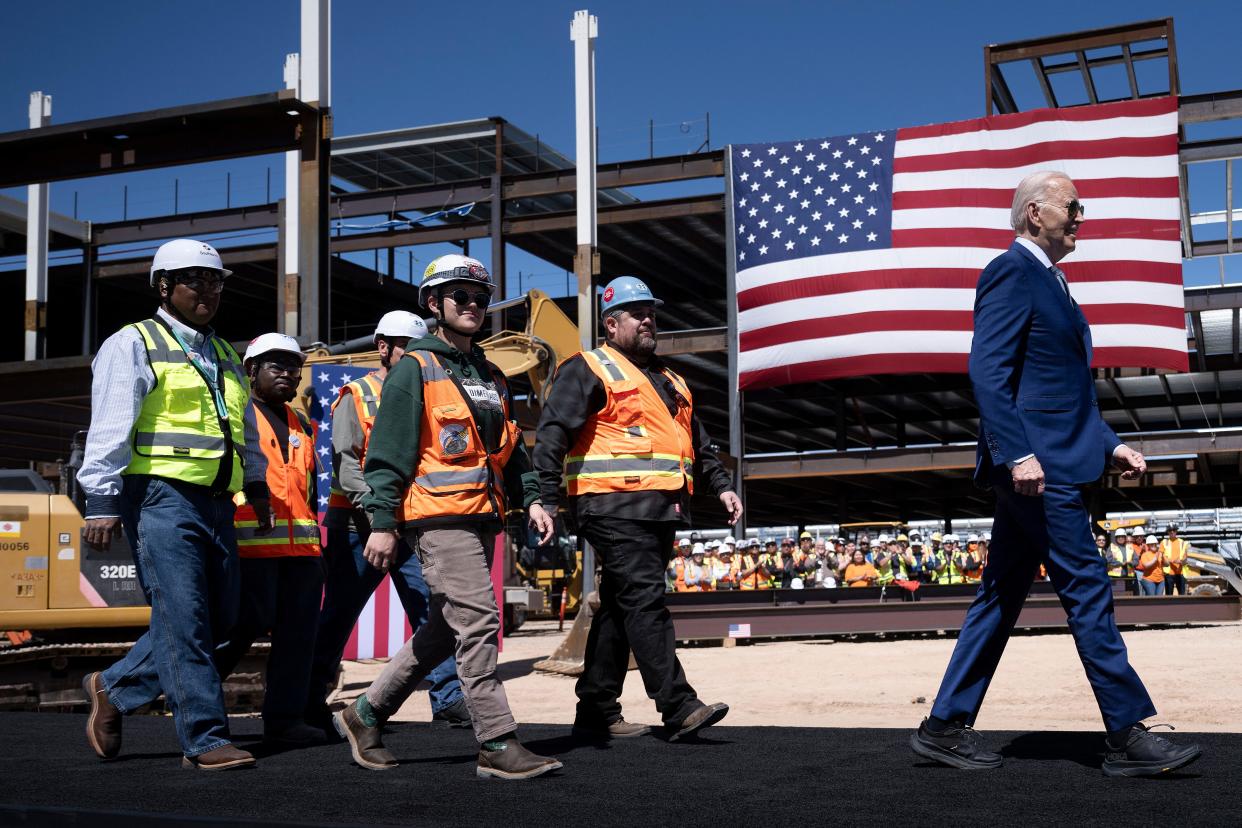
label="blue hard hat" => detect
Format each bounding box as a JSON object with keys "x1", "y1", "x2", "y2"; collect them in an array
[{"x1": 600, "y1": 276, "x2": 663, "y2": 316}]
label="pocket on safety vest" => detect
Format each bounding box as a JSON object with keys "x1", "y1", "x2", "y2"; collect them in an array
[
  {"x1": 612, "y1": 385, "x2": 643, "y2": 425},
  {"x1": 431, "y1": 403, "x2": 480, "y2": 462}
]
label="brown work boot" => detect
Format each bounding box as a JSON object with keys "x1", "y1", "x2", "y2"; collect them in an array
[
  {"x1": 667, "y1": 701, "x2": 729, "y2": 742},
  {"x1": 572, "y1": 716, "x2": 652, "y2": 740},
  {"x1": 181, "y1": 744, "x2": 256, "y2": 771},
  {"x1": 476, "y1": 736, "x2": 563, "y2": 780},
  {"x1": 334, "y1": 702, "x2": 397, "y2": 770},
  {"x1": 83, "y1": 672, "x2": 122, "y2": 759}
]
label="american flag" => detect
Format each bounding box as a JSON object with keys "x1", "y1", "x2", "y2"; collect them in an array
[
  {"x1": 307, "y1": 363, "x2": 413, "y2": 660},
  {"x1": 730, "y1": 97, "x2": 1186, "y2": 390}
]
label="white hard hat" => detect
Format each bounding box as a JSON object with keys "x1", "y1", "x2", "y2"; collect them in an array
[
  {"x1": 943, "y1": 533, "x2": 957, "y2": 543},
  {"x1": 677, "y1": 538, "x2": 690, "y2": 547},
  {"x1": 149, "y1": 238, "x2": 232, "y2": 286},
  {"x1": 1145, "y1": 534, "x2": 1159, "y2": 545},
  {"x1": 374, "y1": 310, "x2": 428, "y2": 343},
  {"x1": 692, "y1": 543, "x2": 705, "y2": 555},
  {"x1": 968, "y1": 533, "x2": 980, "y2": 543},
  {"x1": 243, "y1": 332, "x2": 305, "y2": 366},
  {"x1": 724, "y1": 535, "x2": 737, "y2": 545},
  {"x1": 877, "y1": 534, "x2": 890, "y2": 543},
  {"x1": 418, "y1": 254, "x2": 494, "y2": 308},
  {"x1": 1115, "y1": 528, "x2": 1127, "y2": 537}
]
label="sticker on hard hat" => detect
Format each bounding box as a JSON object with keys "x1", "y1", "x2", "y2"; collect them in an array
[
  {"x1": 603, "y1": 287, "x2": 614, "y2": 302},
  {"x1": 468, "y1": 263, "x2": 492, "y2": 282},
  {"x1": 439, "y1": 424, "x2": 470, "y2": 456}
]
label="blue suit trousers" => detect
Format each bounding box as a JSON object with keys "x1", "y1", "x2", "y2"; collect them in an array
[{"x1": 930, "y1": 478, "x2": 1156, "y2": 732}]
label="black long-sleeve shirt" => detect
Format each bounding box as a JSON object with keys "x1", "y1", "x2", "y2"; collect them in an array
[{"x1": 533, "y1": 349, "x2": 734, "y2": 525}]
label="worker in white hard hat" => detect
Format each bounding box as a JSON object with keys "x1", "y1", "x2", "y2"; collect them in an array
[
  {"x1": 78, "y1": 238, "x2": 262, "y2": 770},
  {"x1": 305, "y1": 308, "x2": 470, "y2": 734},
  {"x1": 336, "y1": 254, "x2": 561, "y2": 780},
  {"x1": 534, "y1": 275, "x2": 740, "y2": 743},
  {"x1": 211, "y1": 334, "x2": 325, "y2": 745}
]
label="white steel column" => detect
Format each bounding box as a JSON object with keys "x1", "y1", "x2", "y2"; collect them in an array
[
  {"x1": 570, "y1": 9, "x2": 598, "y2": 352},
  {"x1": 25, "y1": 91, "x2": 51, "y2": 361},
  {"x1": 282, "y1": 53, "x2": 301, "y2": 335}
]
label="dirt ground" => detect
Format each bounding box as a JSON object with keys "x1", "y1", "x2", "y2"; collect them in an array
[{"x1": 338, "y1": 619, "x2": 1242, "y2": 733}]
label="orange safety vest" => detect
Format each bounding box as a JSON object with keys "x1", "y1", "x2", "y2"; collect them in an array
[
  {"x1": 327, "y1": 372, "x2": 383, "y2": 511},
  {"x1": 564, "y1": 345, "x2": 695, "y2": 497},
  {"x1": 739, "y1": 554, "x2": 762, "y2": 590},
  {"x1": 1160, "y1": 538, "x2": 1189, "y2": 575},
  {"x1": 234, "y1": 402, "x2": 321, "y2": 558},
  {"x1": 398, "y1": 350, "x2": 519, "y2": 525}
]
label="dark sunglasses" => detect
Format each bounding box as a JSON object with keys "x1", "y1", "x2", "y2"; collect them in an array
[
  {"x1": 259, "y1": 360, "x2": 302, "y2": 375},
  {"x1": 444, "y1": 288, "x2": 490, "y2": 309},
  {"x1": 175, "y1": 270, "x2": 226, "y2": 294},
  {"x1": 1037, "y1": 199, "x2": 1085, "y2": 220}
]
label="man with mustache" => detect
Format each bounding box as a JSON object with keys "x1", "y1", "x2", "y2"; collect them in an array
[
  {"x1": 79, "y1": 238, "x2": 263, "y2": 770},
  {"x1": 534, "y1": 276, "x2": 742, "y2": 742},
  {"x1": 910, "y1": 171, "x2": 1201, "y2": 777}
]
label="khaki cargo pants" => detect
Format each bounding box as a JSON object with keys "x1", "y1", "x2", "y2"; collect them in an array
[{"x1": 365, "y1": 524, "x2": 516, "y2": 743}]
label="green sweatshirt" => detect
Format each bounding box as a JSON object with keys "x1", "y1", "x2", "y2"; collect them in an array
[{"x1": 362, "y1": 334, "x2": 539, "y2": 530}]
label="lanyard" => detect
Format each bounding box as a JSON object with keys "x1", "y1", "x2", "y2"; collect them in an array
[{"x1": 166, "y1": 324, "x2": 229, "y2": 422}]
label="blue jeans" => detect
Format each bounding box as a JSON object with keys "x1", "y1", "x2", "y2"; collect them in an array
[
  {"x1": 1139, "y1": 578, "x2": 1163, "y2": 596},
  {"x1": 214, "y1": 556, "x2": 324, "y2": 729},
  {"x1": 306, "y1": 525, "x2": 462, "y2": 715},
  {"x1": 101, "y1": 476, "x2": 239, "y2": 757}
]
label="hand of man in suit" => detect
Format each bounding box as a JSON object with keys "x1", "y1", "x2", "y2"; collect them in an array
[
  {"x1": 1011, "y1": 456, "x2": 1045, "y2": 497},
  {"x1": 1111, "y1": 445, "x2": 1147, "y2": 480}
]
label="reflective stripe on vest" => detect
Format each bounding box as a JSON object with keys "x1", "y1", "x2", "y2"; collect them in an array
[
  {"x1": 564, "y1": 344, "x2": 696, "y2": 497},
  {"x1": 399, "y1": 350, "x2": 519, "y2": 525},
  {"x1": 1160, "y1": 538, "x2": 1189, "y2": 575},
  {"x1": 124, "y1": 318, "x2": 247, "y2": 492},
  {"x1": 328, "y1": 372, "x2": 384, "y2": 511},
  {"x1": 234, "y1": 402, "x2": 321, "y2": 558}
]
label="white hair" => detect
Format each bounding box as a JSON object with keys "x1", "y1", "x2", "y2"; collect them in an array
[{"x1": 1010, "y1": 170, "x2": 1070, "y2": 233}]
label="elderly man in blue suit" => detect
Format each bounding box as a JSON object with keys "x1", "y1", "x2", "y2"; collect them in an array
[{"x1": 910, "y1": 170, "x2": 1201, "y2": 778}]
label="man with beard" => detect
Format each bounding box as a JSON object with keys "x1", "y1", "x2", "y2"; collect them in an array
[{"x1": 534, "y1": 276, "x2": 742, "y2": 742}]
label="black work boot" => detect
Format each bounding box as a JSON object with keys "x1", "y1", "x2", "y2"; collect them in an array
[
  {"x1": 909, "y1": 718, "x2": 1002, "y2": 770},
  {"x1": 476, "y1": 736, "x2": 562, "y2": 780},
  {"x1": 334, "y1": 701, "x2": 397, "y2": 771},
  {"x1": 1102, "y1": 723, "x2": 1202, "y2": 778},
  {"x1": 431, "y1": 696, "x2": 472, "y2": 729}
]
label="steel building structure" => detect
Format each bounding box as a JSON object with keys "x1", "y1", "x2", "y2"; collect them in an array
[{"x1": 1, "y1": 19, "x2": 1241, "y2": 529}]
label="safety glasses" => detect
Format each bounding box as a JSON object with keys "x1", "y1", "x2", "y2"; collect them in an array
[{"x1": 176, "y1": 269, "x2": 226, "y2": 294}]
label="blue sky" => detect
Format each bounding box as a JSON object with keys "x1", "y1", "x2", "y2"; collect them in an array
[{"x1": 2, "y1": 0, "x2": 1239, "y2": 289}]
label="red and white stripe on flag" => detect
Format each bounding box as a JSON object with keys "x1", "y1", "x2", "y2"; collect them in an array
[
  {"x1": 342, "y1": 574, "x2": 413, "y2": 661},
  {"x1": 734, "y1": 97, "x2": 1186, "y2": 390}
]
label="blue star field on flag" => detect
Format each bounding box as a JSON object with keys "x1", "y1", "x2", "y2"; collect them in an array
[
  {"x1": 731, "y1": 131, "x2": 896, "y2": 268},
  {"x1": 305, "y1": 363, "x2": 372, "y2": 517}
]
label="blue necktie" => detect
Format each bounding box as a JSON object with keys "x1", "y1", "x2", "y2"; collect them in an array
[{"x1": 1049, "y1": 265, "x2": 1070, "y2": 298}]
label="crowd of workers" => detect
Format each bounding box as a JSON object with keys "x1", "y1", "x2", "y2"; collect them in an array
[{"x1": 668, "y1": 525, "x2": 1195, "y2": 594}]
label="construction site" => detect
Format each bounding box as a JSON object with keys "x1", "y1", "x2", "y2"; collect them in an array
[{"x1": 1, "y1": 4, "x2": 1241, "y2": 826}]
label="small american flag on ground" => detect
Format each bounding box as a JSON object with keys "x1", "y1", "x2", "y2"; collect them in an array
[
  {"x1": 730, "y1": 97, "x2": 1186, "y2": 390},
  {"x1": 728, "y1": 623, "x2": 751, "y2": 639}
]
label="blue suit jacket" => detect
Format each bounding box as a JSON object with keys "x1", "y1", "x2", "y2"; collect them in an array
[{"x1": 969, "y1": 242, "x2": 1121, "y2": 486}]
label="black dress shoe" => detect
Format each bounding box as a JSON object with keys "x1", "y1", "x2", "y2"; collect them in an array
[
  {"x1": 1102, "y1": 723, "x2": 1202, "y2": 778},
  {"x1": 431, "y1": 696, "x2": 472, "y2": 729},
  {"x1": 910, "y1": 718, "x2": 1002, "y2": 769}
]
